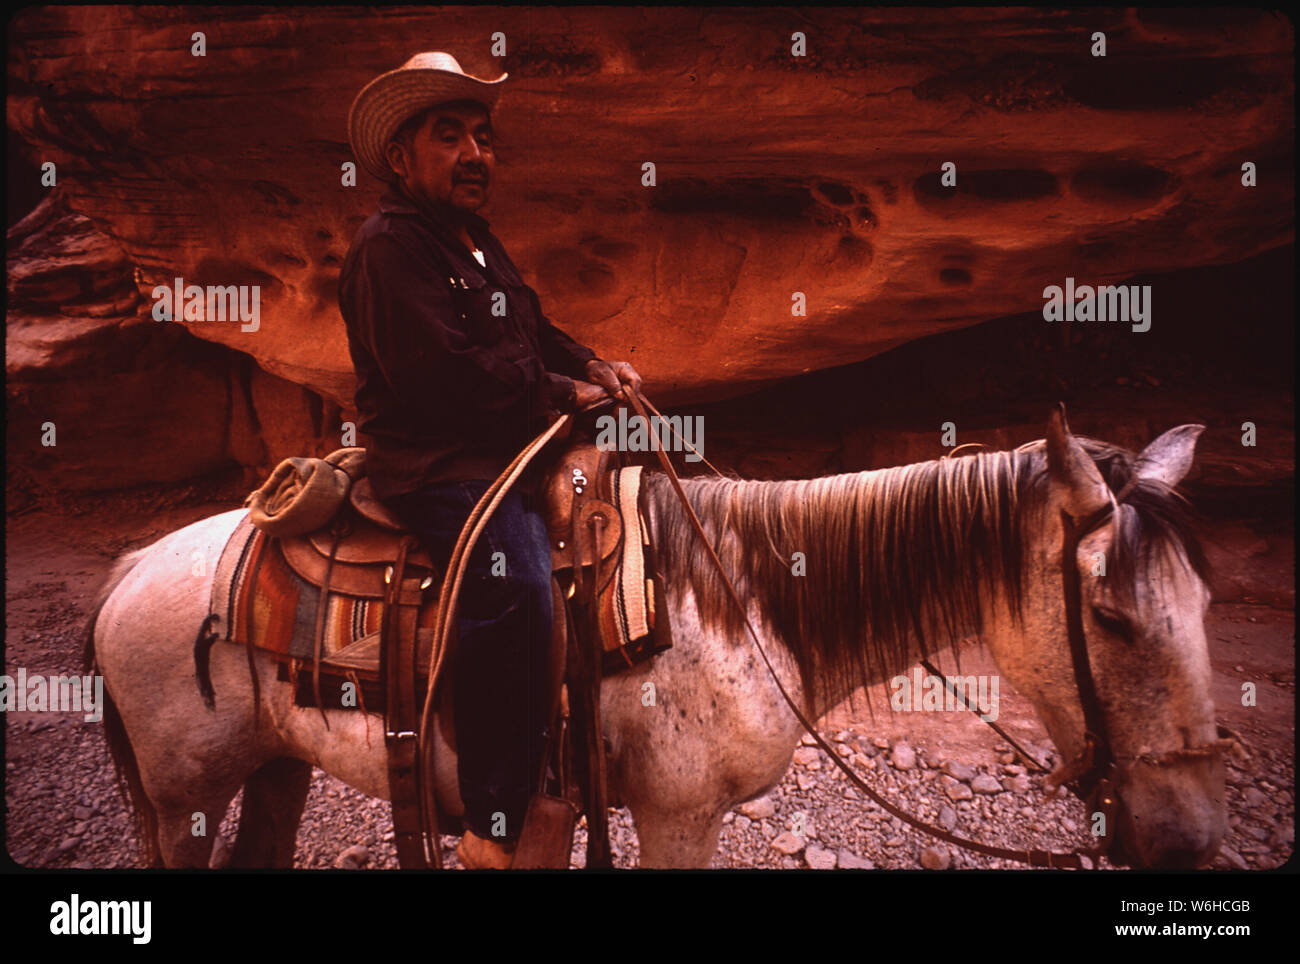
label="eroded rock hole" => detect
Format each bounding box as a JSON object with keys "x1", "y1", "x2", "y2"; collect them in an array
[
  {"x1": 913, "y1": 169, "x2": 1059, "y2": 203},
  {"x1": 1071, "y1": 162, "x2": 1175, "y2": 202}
]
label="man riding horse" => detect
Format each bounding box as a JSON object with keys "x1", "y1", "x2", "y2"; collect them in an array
[{"x1": 341, "y1": 51, "x2": 643, "y2": 868}]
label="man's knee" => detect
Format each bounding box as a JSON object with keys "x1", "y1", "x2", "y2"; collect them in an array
[
  {"x1": 494, "y1": 549, "x2": 552, "y2": 615},
  {"x1": 466, "y1": 530, "x2": 551, "y2": 620}
]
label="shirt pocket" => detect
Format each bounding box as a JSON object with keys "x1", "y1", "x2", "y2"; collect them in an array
[
  {"x1": 502, "y1": 280, "x2": 544, "y2": 355},
  {"x1": 457, "y1": 277, "x2": 539, "y2": 361},
  {"x1": 447, "y1": 273, "x2": 506, "y2": 347}
]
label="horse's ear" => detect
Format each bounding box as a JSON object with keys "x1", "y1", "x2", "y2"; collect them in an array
[
  {"x1": 1134, "y1": 424, "x2": 1205, "y2": 488},
  {"x1": 1046, "y1": 403, "x2": 1110, "y2": 518}
]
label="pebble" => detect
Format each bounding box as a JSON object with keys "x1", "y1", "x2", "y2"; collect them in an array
[
  {"x1": 1241, "y1": 787, "x2": 1267, "y2": 808},
  {"x1": 872, "y1": 737, "x2": 891, "y2": 750},
  {"x1": 771, "y1": 832, "x2": 805, "y2": 855},
  {"x1": 1218, "y1": 847, "x2": 1249, "y2": 870},
  {"x1": 54, "y1": 837, "x2": 80, "y2": 857},
  {"x1": 938, "y1": 806, "x2": 957, "y2": 831},
  {"x1": 920, "y1": 846, "x2": 951, "y2": 870},
  {"x1": 943, "y1": 761, "x2": 976, "y2": 781},
  {"x1": 735, "y1": 816, "x2": 752, "y2": 832},
  {"x1": 793, "y1": 747, "x2": 820, "y2": 767},
  {"x1": 1006, "y1": 775, "x2": 1032, "y2": 793},
  {"x1": 942, "y1": 778, "x2": 973, "y2": 801},
  {"x1": 722, "y1": 811, "x2": 734, "y2": 824},
  {"x1": 837, "y1": 849, "x2": 874, "y2": 870},
  {"x1": 890, "y1": 743, "x2": 917, "y2": 771},
  {"x1": 971, "y1": 774, "x2": 1003, "y2": 794},
  {"x1": 804, "y1": 845, "x2": 837, "y2": 869},
  {"x1": 800, "y1": 733, "x2": 818, "y2": 746},
  {"x1": 739, "y1": 796, "x2": 776, "y2": 820},
  {"x1": 1061, "y1": 817, "x2": 1077, "y2": 833},
  {"x1": 73, "y1": 806, "x2": 94, "y2": 820},
  {"x1": 334, "y1": 844, "x2": 370, "y2": 869}
]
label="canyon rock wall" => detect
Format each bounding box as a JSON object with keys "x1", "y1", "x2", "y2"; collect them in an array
[{"x1": 6, "y1": 7, "x2": 1294, "y2": 491}]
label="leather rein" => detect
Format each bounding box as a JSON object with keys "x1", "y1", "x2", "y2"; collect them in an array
[{"x1": 628, "y1": 392, "x2": 1231, "y2": 870}]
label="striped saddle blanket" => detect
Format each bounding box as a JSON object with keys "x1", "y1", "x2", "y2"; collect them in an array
[{"x1": 207, "y1": 465, "x2": 668, "y2": 712}]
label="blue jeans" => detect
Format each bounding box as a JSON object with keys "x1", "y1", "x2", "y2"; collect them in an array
[{"x1": 384, "y1": 480, "x2": 553, "y2": 844}]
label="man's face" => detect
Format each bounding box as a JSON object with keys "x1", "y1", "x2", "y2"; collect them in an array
[{"x1": 386, "y1": 100, "x2": 495, "y2": 214}]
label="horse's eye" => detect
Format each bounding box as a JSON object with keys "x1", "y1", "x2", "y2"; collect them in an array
[{"x1": 1091, "y1": 605, "x2": 1134, "y2": 643}]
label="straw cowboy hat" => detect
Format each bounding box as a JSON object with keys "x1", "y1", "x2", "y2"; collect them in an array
[{"x1": 348, "y1": 51, "x2": 508, "y2": 181}]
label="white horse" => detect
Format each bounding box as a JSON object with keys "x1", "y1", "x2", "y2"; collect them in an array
[{"x1": 87, "y1": 411, "x2": 1225, "y2": 868}]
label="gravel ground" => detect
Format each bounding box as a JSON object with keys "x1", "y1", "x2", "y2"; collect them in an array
[
  {"x1": 4, "y1": 540, "x2": 1293, "y2": 870},
  {"x1": 5, "y1": 604, "x2": 1292, "y2": 871}
]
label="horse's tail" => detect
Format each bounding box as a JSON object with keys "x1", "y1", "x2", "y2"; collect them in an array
[{"x1": 84, "y1": 545, "x2": 162, "y2": 867}]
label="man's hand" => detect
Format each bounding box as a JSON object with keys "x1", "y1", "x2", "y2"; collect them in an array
[
  {"x1": 584, "y1": 359, "x2": 644, "y2": 399},
  {"x1": 572, "y1": 379, "x2": 613, "y2": 410}
]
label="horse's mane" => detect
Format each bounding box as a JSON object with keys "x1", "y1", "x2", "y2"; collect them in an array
[{"x1": 645, "y1": 437, "x2": 1210, "y2": 704}]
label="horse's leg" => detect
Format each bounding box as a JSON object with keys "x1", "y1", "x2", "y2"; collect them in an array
[
  {"x1": 155, "y1": 796, "x2": 236, "y2": 868},
  {"x1": 601, "y1": 600, "x2": 807, "y2": 868},
  {"x1": 94, "y1": 509, "x2": 284, "y2": 868},
  {"x1": 228, "y1": 757, "x2": 313, "y2": 868}
]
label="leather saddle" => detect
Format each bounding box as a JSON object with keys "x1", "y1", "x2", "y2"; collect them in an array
[
  {"x1": 541, "y1": 442, "x2": 624, "y2": 573},
  {"x1": 278, "y1": 477, "x2": 435, "y2": 599},
  {"x1": 264, "y1": 439, "x2": 639, "y2": 715},
  {"x1": 276, "y1": 442, "x2": 618, "y2": 596},
  {"x1": 268, "y1": 441, "x2": 619, "y2": 678}
]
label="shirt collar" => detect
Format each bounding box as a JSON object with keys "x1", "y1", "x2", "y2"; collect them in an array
[
  {"x1": 378, "y1": 187, "x2": 491, "y2": 232},
  {"x1": 377, "y1": 187, "x2": 522, "y2": 287}
]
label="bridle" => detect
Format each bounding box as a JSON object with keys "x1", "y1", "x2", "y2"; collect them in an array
[
  {"x1": 1050, "y1": 476, "x2": 1235, "y2": 857},
  {"x1": 1054, "y1": 494, "x2": 1124, "y2": 845},
  {"x1": 634, "y1": 394, "x2": 1233, "y2": 869}
]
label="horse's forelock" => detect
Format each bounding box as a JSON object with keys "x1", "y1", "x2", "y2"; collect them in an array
[{"x1": 1076, "y1": 439, "x2": 1213, "y2": 607}]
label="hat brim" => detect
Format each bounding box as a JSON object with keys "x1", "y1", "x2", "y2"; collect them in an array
[{"x1": 349, "y1": 67, "x2": 507, "y2": 181}]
